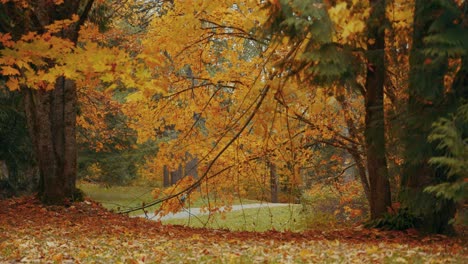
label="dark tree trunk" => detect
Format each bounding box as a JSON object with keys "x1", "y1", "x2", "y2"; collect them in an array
[
  {"x1": 364, "y1": 0, "x2": 391, "y2": 219},
  {"x1": 170, "y1": 164, "x2": 183, "y2": 185},
  {"x1": 23, "y1": 78, "x2": 77, "y2": 204},
  {"x1": 185, "y1": 154, "x2": 199, "y2": 179},
  {"x1": 163, "y1": 165, "x2": 170, "y2": 187},
  {"x1": 1, "y1": 0, "x2": 95, "y2": 204},
  {"x1": 0, "y1": 161, "x2": 8, "y2": 180}
]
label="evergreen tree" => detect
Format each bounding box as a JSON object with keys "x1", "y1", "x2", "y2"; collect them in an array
[{"x1": 402, "y1": 0, "x2": 467, "y2": 234}]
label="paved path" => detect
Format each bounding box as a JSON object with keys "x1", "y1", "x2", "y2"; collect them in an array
[{"x1": 137, "y1": 203, "x2": 291, "y2": 221}]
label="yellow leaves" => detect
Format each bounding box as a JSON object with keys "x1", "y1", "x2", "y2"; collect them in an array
[
  {"x1": 328, "y1": 0, "x2": 370, "y2": 46},
  {"x1": 386, "y1": 0, "x2": 413, "y2": 53},
  {"x1": 126, "y1": 92, "x2": 145, "y2": 103},
  {"x1": 0, "y1": 27, "x2": 77, "y2": 90},
  {"x1": 387, "y1": 0, "x2": 413, "y2": 30},
  {"x1": 366, "y1": 245, "x2": 380, "y2": 254}
]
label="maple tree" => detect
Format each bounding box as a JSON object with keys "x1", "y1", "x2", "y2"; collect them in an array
[
  {"x1": 0, "y1": 0, "x2": 96, "y2": 204},
  {"x1": 0, "y1": 0, "x2": 156, "y2": 202}
]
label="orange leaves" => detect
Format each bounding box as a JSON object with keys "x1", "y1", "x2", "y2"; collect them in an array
[
  {"x1": 0, "y1": 33, "x2": 14, "y2": 47},
  {"x1": 1, "y1": 66, "x2": 20, "y2": 76},
  {"x1": 5, "y1": 77, "x2": 20, "y2": 91},
  {"x1": 0, "y1": 0, "x2": 28, "y2": 7},
  {"x1": 269, "y1": 0, "x2": 281, "y2": 11},
  {"x1": 151, "y1": 188, "x2": 162, "y2": 199},
  {"x1": 44, "y1": 14, "x2": 79, "y2": 33},
  {"x1": 158, "y1": 176, "x2": 197, "y2": 216}
]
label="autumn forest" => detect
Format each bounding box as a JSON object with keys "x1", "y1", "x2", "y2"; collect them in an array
[{"x1": 0, "y1": 0, "x2": 467, "y2": 262}]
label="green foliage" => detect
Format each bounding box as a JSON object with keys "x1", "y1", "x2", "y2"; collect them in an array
[
  {"x1": 365, "y1": 208, "x2": 419, "y2": 231},
  {"x1": 0, "y1": 88, "x2": 37, "y2": 193},
  {"x1": 400, "y1": 0, "x2": 465, "y2": 234},
  {"x1": 263, "y1": 0, "x2": 357, "y2": 85},
  {"x1": 265, "y1": 0, "x2": 332, "y2": 43},
  {"x1": 78, "y1": 112, "x2": 158, "y2": 185},
  {"x1": 423, "y1": 0, "x2": 468, "y2": 58},
  {"x1": 425, "y1": 102, "x2": 468, "y2": 202}
]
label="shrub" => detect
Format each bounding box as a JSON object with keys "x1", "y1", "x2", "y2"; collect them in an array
[
  {"x1": 300, "y1": 181, "x2": 368, "y2": 229},
  {"x1": 365, "y1": 207, "x2": 420, "y2": 230}
]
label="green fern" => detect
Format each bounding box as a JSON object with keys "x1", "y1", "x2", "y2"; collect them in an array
[{"x1": 425, "y1": 103, "x2": 468, "y2": 202}]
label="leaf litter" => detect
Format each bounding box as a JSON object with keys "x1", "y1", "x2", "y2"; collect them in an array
[{"x1": 0, "y1": 196, "x2": 466, "y2": 263}]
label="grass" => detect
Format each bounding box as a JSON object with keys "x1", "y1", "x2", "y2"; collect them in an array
[
  {"x1": 163, "y1": 204, "x2": 305, "y2": 232},
  {"x1": 78, "y1": 182, "x2": 261, "y2": 217},
  {"x1": 78, "y1": 182, "x2": 157, "y2": 215}
]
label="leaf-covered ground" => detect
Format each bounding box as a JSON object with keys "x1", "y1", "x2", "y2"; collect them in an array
[{"x1": 0, "y1": 197, "x2": 466, "y2": 263}]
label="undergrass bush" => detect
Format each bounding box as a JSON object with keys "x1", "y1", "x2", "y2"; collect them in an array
[
  {"x1": 300, "y1": 181, "x2": 369, "y2": 229},
  {"x1": 300, "y1": 187, "x2": 339, "y2": 229},
  {"x1": 365, "y1": 208, "x2": 419, "y2": 230}
]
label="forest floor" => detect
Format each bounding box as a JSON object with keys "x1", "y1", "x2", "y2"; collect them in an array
[{"x1": 0, "y1": 196, "x2": 466, "y2": 263}]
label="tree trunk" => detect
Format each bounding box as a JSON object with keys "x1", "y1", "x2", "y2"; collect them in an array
[
  {"x1": 23, "y1": 77, "x2": 78, "y2": 204},
  {"x1": 364, "y1": 0, "x2": 391, "y2": 219},
  {"x1": 170, "y1": 164, "x2": 183, "y2": 185},
  {"x1": 163, "y1": 165, "x2": 170, "y2": 187},
  {"x1": 350, "y1": 151, "x2": 371, "y2": 206},
  {"x1": 185, "y1": 154, "x2": 199, "y2": 179},
  {"x1": 0, "y1": 160, "x2": 9, "y2": 181},
  {"x1": 269, "y1": 161, "x2": 279, "y2": 203}
]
